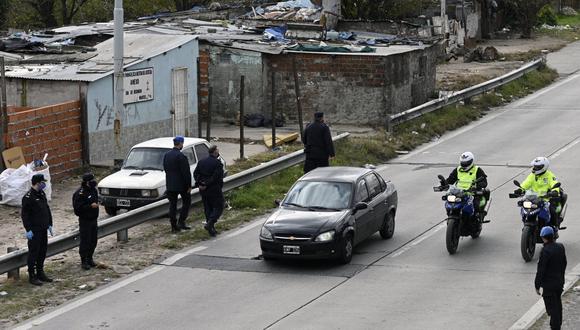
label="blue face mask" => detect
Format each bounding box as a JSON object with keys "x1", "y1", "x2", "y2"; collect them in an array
[{"x1": 39, "y1": 182, "x2": 46, "y2": 191}]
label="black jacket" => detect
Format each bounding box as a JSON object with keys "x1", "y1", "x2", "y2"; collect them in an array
[
  {"x1": 194, "y1": 155, "x2": 224, "y2": 196},
  {"x1": 535, "y1": 241, "x2": 567, "y2": 295},
  {"x1": 73, "y1": 186, "x2": 99, "y2": 221},
  {"x1": 445, "y1": 167, "x2": 488, "y2": 189},
  {"x1": 163, "y1": 147, "x2": 192, "y2": 192},
  {"x1": 21, "y1": 188, "x2": 53, "y2": 232},
  {"x1": 302, "y1": 121, "x2": 335, "y2": 160}
]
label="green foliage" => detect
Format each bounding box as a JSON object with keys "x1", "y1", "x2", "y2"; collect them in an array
[
  {"x1": 537, "y1": 4, "x2": 558, "y2": 26},
  {"x1": 504, "y1": 0, "x2": 552, "y2": 37},
  {"x1": 557, "y1": 13, "x2": 580, "y2": 26},
  {"x1": 341, "y1": 0, "x2": 436, "y2": 20}
]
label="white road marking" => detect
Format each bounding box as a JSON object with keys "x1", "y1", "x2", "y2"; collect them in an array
[
  {"x1": 221, "y1": 219, "x2": 265, "y2": 240},
  {"x1": 160, "y1": 245, "x2": 208, "y2": 266},
  {"x1": 549, "y1": 137, "x2": 580, "y2": 161},
  {"x1": 509, "y1": 262, "x2": 580, "y2": 330},
  {"x1": 13, "y1": 265, "x2": 165, "y2": 330},
  {"x1": 389, "y1": 223, "x2": 446, "y2": 258}
]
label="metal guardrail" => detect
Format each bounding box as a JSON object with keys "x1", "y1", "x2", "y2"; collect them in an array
[
  {"x1": 0, "y1": 133, "x2": 350, "y2": 275},
  {"x1": 388, "y1": 59, "x2": 544, "y2": 129}
]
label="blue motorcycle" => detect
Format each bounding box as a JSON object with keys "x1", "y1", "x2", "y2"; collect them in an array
[
  {"x1": 434, "y1": 175, "x2": 491, "y2": 254},
  {"x1": 509, "y1": 180, "x2": 566, "y2": 262}
]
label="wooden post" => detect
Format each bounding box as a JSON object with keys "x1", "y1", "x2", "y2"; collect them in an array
[
  {"x1": 239, "y1": 76, "x2": 245, "y2": 160},
  {"x1": 196, "y1": 57, "x2": 203, "y2": 138},
  {"x1": 7, "y1": 247, "x2": 20, "y2": 280},
  {"x1": 1, "y1": 56, "x2": 8, "y2": 164},
  {"x1": 206, "y1": 87, "x2": 212, "y2": 141},
  {"x1": 292, "y1": 57, "x2": 304, "y2": 141},
  {"x1": 271, "y1": 70, "x2": 276, "y2": 150}
]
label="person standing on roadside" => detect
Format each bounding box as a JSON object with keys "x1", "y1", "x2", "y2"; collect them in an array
[
  {"x1": 194, "y1": 145, "x2": 224, "y2": 237},
  {"x1": 73, "y1": 173, "x2": 100, "y2": 270},
  {"x1": 535, "y1": 226, "x2": 567, "y2": 330},
  {"x1": 21, "y1": 173, "x2": 54, "y2": 286},
  {"x1": 163, "y1": 136, "x2": 192, "y2": 233},
  {"x1": 302, "y1": 112, "x2": 335, "y2": 173}
]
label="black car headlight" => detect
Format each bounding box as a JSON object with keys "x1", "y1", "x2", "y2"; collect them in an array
[
  {"x1": 315, "y1": 230, "x2": 335, "y2": 242},
  {"x1": 260, "y1": 226, "x2": 273, "y2": 240}
]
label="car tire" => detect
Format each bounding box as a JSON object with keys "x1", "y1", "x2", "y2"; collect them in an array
[
  {"x1": 379, "y1": 212, "x2": 395, "y2": 239},
  {"x1": 262, "y1": 254, "x2": 276, "y2": 262},
  {"x1": 105, "y1": 206, "x2": 118, "y2": 216},
  {"x1": 338, "y1": 234, "x2": 353, "y2": 264}
]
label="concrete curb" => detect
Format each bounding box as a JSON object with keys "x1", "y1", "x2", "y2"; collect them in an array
[{"x1": 509, "y1": 263, "x2": 580, "y2": 330}]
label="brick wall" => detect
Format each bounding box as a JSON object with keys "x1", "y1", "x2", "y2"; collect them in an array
[
  {"x1": 6, "y1": 100, "x2": 83, "y2": 181},
  {"x1": 264, "y1": 46, "x2": 438, "y2": 126}
]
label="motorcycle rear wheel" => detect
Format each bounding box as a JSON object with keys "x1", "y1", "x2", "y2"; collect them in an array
[
  {"x1": 446, "y1": 218, "x2": 460, "y2": 255},
  {"x1": 521, "y1": 226, "x2": 536, "y2": 262}
]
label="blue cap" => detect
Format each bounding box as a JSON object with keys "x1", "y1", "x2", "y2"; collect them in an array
[
  {"x1": 540, "y1": 226, "x2": 554, "y2": 237},
  {"x1": 173, "y1": 136, "x2": 185, "y2": 144}
]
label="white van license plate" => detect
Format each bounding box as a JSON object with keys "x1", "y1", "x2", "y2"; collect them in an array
[
  {"x1": 283, "y1": 245, "x2": 300, "y2": 255},
  {"x1": 117, "y1": 199, "x2": 130, "y2": 207}
]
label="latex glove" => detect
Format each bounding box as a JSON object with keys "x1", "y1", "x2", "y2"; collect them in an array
[
  {"x1": 26, "y1": 231, "x2": 33, "y2": 240},
  {"x1": 48, "y1": 226, "x2": 54, "y2": 237}
]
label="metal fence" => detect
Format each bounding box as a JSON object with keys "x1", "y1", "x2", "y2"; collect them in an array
[
  {"x1": 387, "y1": 59, "x2": 544, "y2": 130},
  {"x1": 0, "y1": 133, "x2": 350, "y2": 275}
]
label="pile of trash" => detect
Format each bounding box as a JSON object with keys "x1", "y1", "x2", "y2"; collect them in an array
[
  {"x1": 539, "y1": 24, "x2": 573, "y2": 31},
  {"x1": 464, "y1": 46, "x2": 500, "y2": 63},
  {"x1": 0, "y1": 156, "x2": 52, "y2": 207},
  {"x1": 561, "y1": 6, "x2": 578, "y2": 17},
  {"x1": 246, "y1": 0, "x2": 322, "y2": 21}
]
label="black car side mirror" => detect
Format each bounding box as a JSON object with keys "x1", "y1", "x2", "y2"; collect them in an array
[
  {"x1": 274, "y1": 199, "x2": 281, "y2": 207},
  {"x1": 353, "y1": 202, "x2": 368, "y2": 214}
]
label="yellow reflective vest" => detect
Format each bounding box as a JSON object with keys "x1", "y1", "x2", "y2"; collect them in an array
[
  {"x1": 457, "y1": 165, "x2": 478, "y2": 190},
  {"x1": 520, "y1": 170, "x2": 560, "y2": 199}
]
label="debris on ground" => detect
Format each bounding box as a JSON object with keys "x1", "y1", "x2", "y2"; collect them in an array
[
  {"x1": 561, "y1": 7, "x2": 578, "y2": 16},
  {"x1": 263, "y1": 132, "x2": 299, "y2": 148},
  {"x1": 112, "y1": 265, "x2": 133, "y2": 274},
  {"x1": 464, "y1": 46, "x2": 500, "y2": 63}
]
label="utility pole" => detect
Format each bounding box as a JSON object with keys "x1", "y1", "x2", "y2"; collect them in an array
[
  {"x1": 440, "y1": 0, "x2": 447, "y2": 36},
  {"x1": 1, "y1": 56, "x2": 8, "y2": 167},
  {"x1": 113, "y1": 0, "x2": 124, "y2": 162}
]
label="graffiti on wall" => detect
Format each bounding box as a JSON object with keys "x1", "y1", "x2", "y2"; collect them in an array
[{"x1": 95, "y1": 100, "x2": 142, "y2": 131}]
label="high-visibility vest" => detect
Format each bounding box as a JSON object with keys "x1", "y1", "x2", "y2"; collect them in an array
[{"x1": 457, "y1": 165, "x2": 478, "y2": 190}]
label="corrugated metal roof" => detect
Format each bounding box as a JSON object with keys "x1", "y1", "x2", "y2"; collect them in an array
[{"x1": 5, "y1": 34, "x2": 197, "y2": 82}]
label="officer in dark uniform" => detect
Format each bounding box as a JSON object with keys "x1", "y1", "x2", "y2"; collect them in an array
[
  {"x1": 535, "y1": 226, "x2": 567, "y2": 330},
  {"x1": 21, "y1": 173, "x2": 54, "y2": 286},
  {"x1": 194, "y1": 145, "x2": 224, "y2": 237},
  {"x1": 73, "y1": 173, "x2": 100, "y2": 270},
  {"x1": 163, "y1": 136, "x2": 192, "y2": 233},
  {"x1": 302, "y1": 112, "x2": 335, "y2": 173}
]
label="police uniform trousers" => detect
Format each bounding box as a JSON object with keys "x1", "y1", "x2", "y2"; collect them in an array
[
  {"x1": 27, "y1": 230, "x2": 48, "y2": 274},
  {"x1": 79, "y1": 218, "x2": 98, "y2": 261},
  {"x1": 167, "y1": 191, "x2": 192, "y2": 226},
  {"x1": 543, "y1": 291, "x2": 563, "y2": 330},
  {"x1": 202, "y1": 192, "x2": 224, "y2": 226},
  {"x1": 304, "y1": 158, "x2": 329, "y2": 173}
]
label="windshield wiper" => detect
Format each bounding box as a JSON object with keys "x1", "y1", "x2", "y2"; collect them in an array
[
  {"x1": 123, "y1": 165, "x2": 139, "y2": 169},
  {"x1": 308, "y1": 206, "x2": 341, "y2": 211},
  {"x1": 284, "y1": 202, "x2": 306, "y2": 208},
  {"x1": 142, "y1": 166, "x2": 162, "y2": 171}
]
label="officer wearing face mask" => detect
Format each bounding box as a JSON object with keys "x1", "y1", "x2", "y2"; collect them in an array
[
  {"x1": 73, "y1": 173, "x2": 100, "y2": 270},
  {"x1": 22, "y1": 173, "x2": 54, "y2": 286}
]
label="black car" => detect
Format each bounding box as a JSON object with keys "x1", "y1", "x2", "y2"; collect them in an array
[{"x1": 259, "y1": 166, "x2": 398, "y2": 264}]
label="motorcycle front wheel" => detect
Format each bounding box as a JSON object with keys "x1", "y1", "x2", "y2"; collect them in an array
[
  {"x1": 521, "y1": 226, "x2": 536, "y2": 262},
  {"x1": 446, "y1": 218, "x2": 460, "y2": 255}
]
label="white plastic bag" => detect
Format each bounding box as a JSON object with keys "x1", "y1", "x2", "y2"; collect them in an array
[{"x1": 0, "y1": 162, "x2": 52, "y2": 207}]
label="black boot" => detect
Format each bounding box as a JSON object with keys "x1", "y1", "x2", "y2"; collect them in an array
[
  {"x1": 88, "y1": 258, "x2": 97, "y2": 268},
  {"x1": 178, "y1": 222, "x2": 191, "y2": 230},
  {"x1": 37, "y1": 271, "x2": 53, "y2": 283},
  {"x1": 171, "y1": 222, "x2": 181, "y2": 233},
  {"x1": 28, "y1": 272, "x2": 43, "y2": 286},
  {"x1": 204, "y1": 222, "x2": 215, "y2": 237},
  {"x1": 81, "y1": 258, "x2": 91, "y2": 270}
]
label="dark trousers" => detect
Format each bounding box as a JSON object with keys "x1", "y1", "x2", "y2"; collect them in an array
[
  {"x1": 167, "y1": 190, "x2": 191, "y2": 226},
  {"x1": 543, "y1": 292, "x2": 563, "y2": 330},
  {"x1": 27, "y1": 230, "x2": 48, "y2": 275},
  {"x1": 202, "y1": 193, "x2": 224, "y2": 226},
  {"x1": 79, "y1": 219, "x2": 98, "y2": 262},
  {"x1": 304, "y1": 158, "x2": 329, "y2": 173}
]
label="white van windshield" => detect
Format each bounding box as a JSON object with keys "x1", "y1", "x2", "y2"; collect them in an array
[{"x1": 123, "y1": 148, "x2": 171, "y2": 171}]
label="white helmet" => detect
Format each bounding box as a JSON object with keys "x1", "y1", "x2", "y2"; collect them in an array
[
  {"x1": 459, "y1": 152, "x2": 475, "y2": 170},
  {"x1": 531, "y1": 157, "x2": 549, "y2": 175}
]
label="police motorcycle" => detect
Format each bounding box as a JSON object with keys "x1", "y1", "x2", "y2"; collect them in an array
[
  {"x1": 433, "y1": 175, "x2": 491, "y2": 254},
  {"x1": 509, "y1": 180, "x2": 567, "y2": 262}
]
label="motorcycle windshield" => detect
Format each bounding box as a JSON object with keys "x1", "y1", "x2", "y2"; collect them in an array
[
  {"x1": 523, "y1": 190, "x2": 541, "y2": 203},
  {"x1": 448, "y1": 185, "x2": 465, "y2": 197}
]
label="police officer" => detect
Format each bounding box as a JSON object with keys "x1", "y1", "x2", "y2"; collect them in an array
[
  {"x1": 443, "y1": 151, "x2": 489, "y2": 215},
  {"x1": 535, "y1": 226, "x2": 567, "y2": 330},
  {"x1": 194, "y1": 145, "x2": 224, "y2": 237},
  {"x1": 302, "y1": 112, "x2": 335, "y2": 173},
  {"x1": 163, "y1": 136, "x2": 192, "y2": 233},
  {"x1": 22, "y1": 173, "x2": 54, "y2": 286},
  {"x1": 73, "y1": 173, "x2": 99, "y2": 270},
  {"x1": 515, "y1": 157, "x2": 564, "y2": 227}
]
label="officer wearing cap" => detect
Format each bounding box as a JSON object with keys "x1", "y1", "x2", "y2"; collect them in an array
[
  {"x1": 535, "y1": 226, "x2": 567, "y2": 330},
  {"x1": 73, "y1": 173, "x2": 100, "y2": 270},
  {"x1": 163, "y1": 136, "x2": 192, "y2": 232},
  {"x1": 21, "y1": 173, "x2": 54, "y2": 286},
  {"x1": 302, "y1": 112, "x2": 335, "y2": 173}
]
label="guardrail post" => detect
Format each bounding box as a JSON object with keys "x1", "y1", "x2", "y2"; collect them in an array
[
  {"x1": 7, "y1": 247, "x2": 20, "y2": 280},
  {"x1": 386, "y1": 116, "x2": 393, "y2": 133},
  {"x1": 117, "y1": 229, "x2": 128, "y2": 242}
]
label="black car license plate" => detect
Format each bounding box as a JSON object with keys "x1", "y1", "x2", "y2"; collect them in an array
[{"x1": 283, "y1": 245, "x2": 300, "y2": 255}]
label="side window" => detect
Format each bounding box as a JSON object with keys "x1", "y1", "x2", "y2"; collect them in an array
[
  {"x1": 355, "y1": 180, "x2": 369, "y2": 203},
  {"x1": 377, "y1": 174, "x2": 387, "y2": 191},
  {"x1": 365, "y1": 173, "x2": 382, "y2": 199},
  {"x1": 182, "y1": 148, "x2": 196, "y2": 165},
  {"x1": 194, "y1": 143, "x2": 210, "y2": 161}
]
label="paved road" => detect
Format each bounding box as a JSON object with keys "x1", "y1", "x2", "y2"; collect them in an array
[{"x1": 14, "y1": 73, "x2": 580, "y2": 329}]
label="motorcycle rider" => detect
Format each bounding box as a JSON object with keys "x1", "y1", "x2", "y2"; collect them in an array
[
  {"x1": 514, "y1": 157, "x2": 564, "y2": 228},
  {"x1": 442, "y1": 152, "x2": 489, "y2": 216}
]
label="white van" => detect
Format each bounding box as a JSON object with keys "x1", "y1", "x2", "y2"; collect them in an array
[{"x1": 98, "y1": 137, "x2": 226, "y2": 215}]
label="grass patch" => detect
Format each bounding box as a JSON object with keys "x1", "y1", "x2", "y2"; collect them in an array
[{"x1": 557, "y1": 14, "x2": 580, "y2": 27}]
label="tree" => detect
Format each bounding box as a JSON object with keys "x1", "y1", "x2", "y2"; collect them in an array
[
  {"x1": 0, "y1": 0, "x2": 9, "y2": 30},
  {"x1": 60, "y1": 0, "x2": 91, "y2": 25},
  {"x1": 24, "y1": 0, "x2": 58, "y2": 27},
  {"x1": 504, "y1": 0, "x2": 552, "y2": 38}
]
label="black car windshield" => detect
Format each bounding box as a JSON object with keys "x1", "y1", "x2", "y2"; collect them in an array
[
  {"x1": 284, "y1": 181, "x2": 352, "y2": 210},
  {"x1": 123, "y1": 148, "x2": 171, "y2": 171}
]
